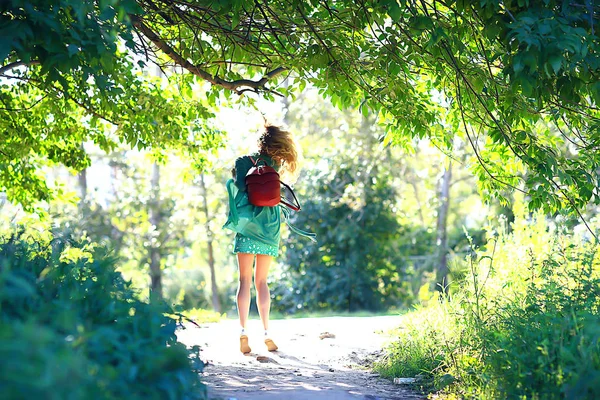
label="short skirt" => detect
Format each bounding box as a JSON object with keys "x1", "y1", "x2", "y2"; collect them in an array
[{"x1": 233, "y1": 234, "x2": 279, "y2": 257}]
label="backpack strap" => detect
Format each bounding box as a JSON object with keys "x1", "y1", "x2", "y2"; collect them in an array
[{"x1": 280, "y1": 182, "x2": 301, "y2": 211}]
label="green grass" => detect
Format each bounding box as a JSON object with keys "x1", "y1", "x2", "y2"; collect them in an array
[{"x1": 182, "y1": 308, "x2": 226, "y2": 323}]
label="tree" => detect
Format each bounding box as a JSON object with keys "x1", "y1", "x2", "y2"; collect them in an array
[
  {"x1": 1, "y1": 1, "x2": 220, "y2": 209},
  {"x1": 435, "y1": 159, "x2": 452, "y2": 293},
  {"x1": 274, "y1": 93, "x2": 425, "y2": 311},
  {"x1": 2, "y1": 1, "x2": 600, "y2": 220},
  {"x1": 126, "y1": 0, "x2": 600, "y2": 220},
  {"x1": 280, "y1": 154, "x2": 409, "y2": 312},
  {"x1": 198, "y1": 172, "x2": 221, "y2": 313},
  {"x1": 148, "y1": 162, "x2": 163, "y2": 299}
]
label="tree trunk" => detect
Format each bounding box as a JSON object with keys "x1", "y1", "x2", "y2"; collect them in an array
[
  {"x1": 77, "y1": 169, "x2": 87, "y2": 201},
  {"x1": 77, "y1": 144, "x2": 87, "y2": 206},
  {"x1": 435, "y1": 159, "x2": 452, "y2": 294},
  {"x1": 409, "y1": 175, "x2": 426, "y2": 226},
  {"x1": 199, "y1": 173, "x2": 221, "y2": 313},
  {"x1": 149, "y1": 163, "x2": 163, "y2": 300}
]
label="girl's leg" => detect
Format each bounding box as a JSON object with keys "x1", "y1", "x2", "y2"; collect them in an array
[
  {"x1": 254, "y1": 254, "x2": 273, "y2": 332},
  {"x1": 255, "y1": 254, "x2": 278, "y2": 351},
  {"x1": 236, "y1": 253, "x2": 255, "y2": 331}
]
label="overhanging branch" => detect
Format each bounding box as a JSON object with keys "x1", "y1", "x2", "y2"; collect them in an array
[
  {"x1": 129, "y1": 14, "x2": 286, "y2": 93},
  {"x1": 0, "y1": 60, "x2": 40, "y2": 75}
]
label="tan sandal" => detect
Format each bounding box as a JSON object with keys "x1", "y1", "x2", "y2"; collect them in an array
[
  {"x1": 240, "y1": 335, "x2": 251, "y2": 354},
  {"x1": 264, "y1": 338, "x2": 278, "y2": 352}
]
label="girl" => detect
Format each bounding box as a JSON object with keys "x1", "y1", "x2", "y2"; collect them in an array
[{"x1": 224, "y1": 124, "x2": 301, "y2": 354}]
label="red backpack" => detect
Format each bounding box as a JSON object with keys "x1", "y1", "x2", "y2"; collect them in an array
[
  {"x1": 245, "y1": 156, "x2": 301, "y2": 211},
  {"x1": 245, "y1": 156, "x2": 281, "y2": 207}
]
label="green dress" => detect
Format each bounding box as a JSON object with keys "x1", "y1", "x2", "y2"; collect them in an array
[{"x1": 225, "y1": 154, "x2": 281, "y2": 257}]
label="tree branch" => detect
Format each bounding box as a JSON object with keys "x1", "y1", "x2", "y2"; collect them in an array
[
  {"x1": 0, "y1": 94, "x2": 48, "y2": 112},
  {"x1": 1, "y1": 73, "x2": 120, "y2": 126},
  {"x1": 0, "y1": 60, "x2": 40, "y2": 75},
  {"x1": 129, "y1": 14, "x2": 286, "y2": 93}
]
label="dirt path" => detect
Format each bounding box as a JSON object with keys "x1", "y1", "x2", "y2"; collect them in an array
[{"x1": 177, "y1": 315, "x2": 424, "y2": 400}]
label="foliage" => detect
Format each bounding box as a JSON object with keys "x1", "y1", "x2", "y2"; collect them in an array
[
  {"x1": 125, "y1": 0, "x2": 600, "y2": 215},
  {"x1": 375, "y1": 210, "x2": 600, "y2": 399},
  {"x1": 42, "y1": 147, "x2": 238, "y2": 310},
  {"x1": 2, "y1": 1, "x2": 600, "y2": 216},
  {"x1": 273, "y1": 152, "x2": 413, "y2": 312},
  {"x1": 267, "y1": 88, "x2": 488, "y2": 313},
  {"x1": 1, "y1": 1, "x2": 223, "y2": 209},
  {"x1": 0, "y1": 229, "x2": 206, "y2": 400}
]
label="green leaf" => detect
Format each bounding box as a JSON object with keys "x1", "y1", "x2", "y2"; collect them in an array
[
  {"x1": 548, "y1": 55, "x2": 562, "y2": 74},
  {"x1": 231, "y1": 13, "x2": 240, "y2": 29},
  {"x1": 513, "y1": 55, "x2": 524, "y2": 73},
  {"x1": 471, "y1": 76, "x2": 484, "y2": 93},
  {"x1": 523, "y1": 52, "x2": 537, "y2": 72},
  {"x1": 67, "y1": 44, "x2": 79, "y2": 57},
  {"x1": 387, "y1": 3, "x2": 402, "y2": 22}
]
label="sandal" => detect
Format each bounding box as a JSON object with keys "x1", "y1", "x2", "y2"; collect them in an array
[
  {"x1": 240, "y1": 335, "x2": 251, "y2": 354},
  {"x1": 264, "y1": 338, "x2": 278, "y2": 352}
]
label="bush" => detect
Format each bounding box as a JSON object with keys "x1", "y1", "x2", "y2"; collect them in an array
[
  {"x1": 0, "y1": 231, "x2": 205, "y2": 400},
  {"x1": 275, "y1": 160, "x2": 412, "y2": 313},
  {"x1": 376, "y1": 212, "x2": 600, "y2": 399}
]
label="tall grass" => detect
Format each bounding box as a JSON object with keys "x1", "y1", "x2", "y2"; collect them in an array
[{"x1": 376, "y1": 211, "x2": 600, "y2": 399}]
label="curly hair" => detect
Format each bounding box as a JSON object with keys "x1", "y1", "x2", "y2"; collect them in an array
[{"x1": 258, "y1": 124, "x2": 300, "y2": 182}]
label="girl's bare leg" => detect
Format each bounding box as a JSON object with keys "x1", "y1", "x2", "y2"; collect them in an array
[
  {"x1": 236, "y1": 253, "x2": 255, "y2": 331},
  {"x1": 254, "y1": 254, "x2": 273, "y2": 332},
  {"x1": 255, "y1": 254, "x2": 278, "y2": 351}
]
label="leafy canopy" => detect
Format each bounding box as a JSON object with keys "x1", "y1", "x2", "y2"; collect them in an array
[
  {"x1": 1, "y1": 1, "x2": 221, "y2": 209},
  {"x1": 2, "y1": 0, "x2": 600, "y2": 216}
]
